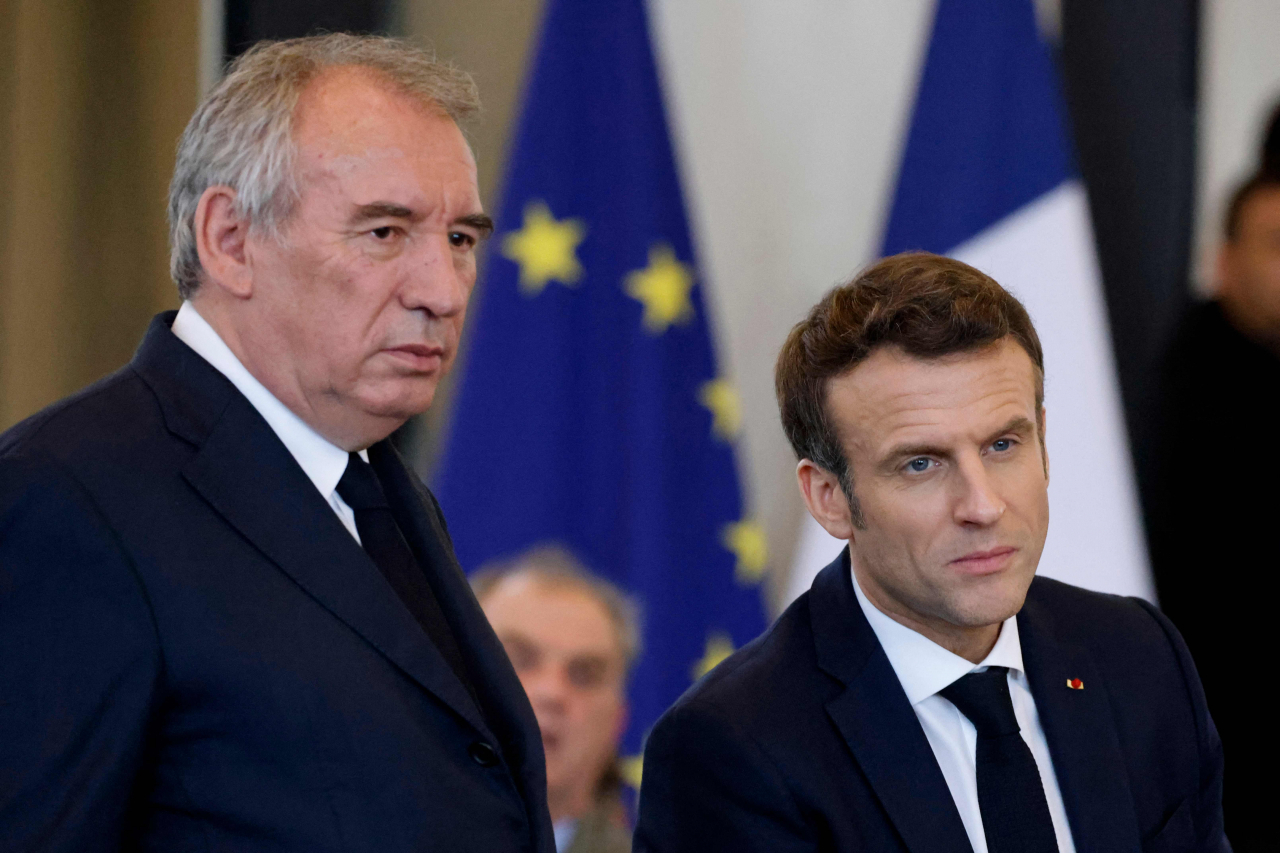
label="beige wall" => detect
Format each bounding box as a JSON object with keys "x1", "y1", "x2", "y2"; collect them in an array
[
  {"x1": 0, "y1": 0, "x2": 198, "y2": 430},
  {"x1": 405, "y1": 0, "x2": 545, "y2": 213}
]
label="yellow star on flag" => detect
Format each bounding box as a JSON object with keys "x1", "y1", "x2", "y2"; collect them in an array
[
  {"x1": 624, "y1": 244, "x2": 695, "y2": 334},
  {"x1": 501, "y1": 201, "x2": 586, "y2": 296},
  {"x1": 692, "y1": 632, "x2": 735, "y2": 680},
  {"x1": 722, "y1": 520, "x2": 768, "y2": 584},
  {"x1": 699, "y1": 378, "x2": 742, "y2": 441},
  {"x1": 619, "y1": 754, "x2": 644, "y2": 789}
]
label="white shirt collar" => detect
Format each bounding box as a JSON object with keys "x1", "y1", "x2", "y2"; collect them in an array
[
  {"x1": 552, "y1": 818, "x2": 579, "y2": 852},
  {"x1": 851, "y1": 564, "x2": 1024, "y2": 706},
  {"x1": 170, "y1": 301, "x2": 361, "y2": 500}
]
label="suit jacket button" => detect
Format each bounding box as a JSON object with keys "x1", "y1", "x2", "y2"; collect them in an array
[{"x1": 469, "y1": 741, "x2": 499, "y2": 767}]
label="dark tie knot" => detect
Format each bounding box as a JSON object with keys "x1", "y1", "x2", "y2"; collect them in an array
[
  {"x1": 939, "y1": 666, "x2": 1021, "y2": 737},
  {"x1": 336, "y1": 452, "x2": 390, "y2": 511}
]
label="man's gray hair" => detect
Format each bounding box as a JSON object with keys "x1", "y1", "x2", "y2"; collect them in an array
[
  {"x1": 472, "y1": 544, "x2": 643, "y2": 673},
  {"x1": 167, "y1": 33, "x2": 480, "y2": 299}
]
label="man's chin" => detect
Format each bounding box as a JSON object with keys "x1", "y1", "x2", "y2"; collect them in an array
[
  {"x1": 948, "y1": 577, "x2": 1032, "y2": 628},
  {"x1": 355, "y1": 383, "x2": 438, "y2": 422}
]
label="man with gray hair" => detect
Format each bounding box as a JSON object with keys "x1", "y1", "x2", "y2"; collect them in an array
[
  {"x1": 0, "y1": 34, "x2": 554, "y2": 852},
  {"x1": 473, "y1": 546, "x2": 639, "y2": 853}
]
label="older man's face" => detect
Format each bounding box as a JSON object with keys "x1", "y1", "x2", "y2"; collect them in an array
[{"x1": 242, "y1": 67, "x2": 487, "y2": 447}]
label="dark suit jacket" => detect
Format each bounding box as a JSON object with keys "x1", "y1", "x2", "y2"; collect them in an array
[
  {"x1": 635, "y1": 550, "x2": 1228, "y2": 853},
  {"x1": 0, "y1": 313, "x2": 555, "y2": 852},
  {"x1": 1148, "y1": 300, "x2": 1274, "y2": 850}
]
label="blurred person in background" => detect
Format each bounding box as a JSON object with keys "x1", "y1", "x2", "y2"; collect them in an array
[
  {"x1": 636, "y1": 253, "x2": 1226, "y2": 853},
  {"x1": 0, "y1": 34, "x2": 554, "y2": 851},
  {"x1": 1149, "y1": 101, "x2": 1280, "y2": 852},
  {"x1": 475, "y1": 546, "x2": 635, "y2": 853}
]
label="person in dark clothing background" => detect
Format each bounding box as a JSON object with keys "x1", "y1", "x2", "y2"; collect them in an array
[{"x1": 1149, "y1": 102, "x2": 1280, "y2": 852}]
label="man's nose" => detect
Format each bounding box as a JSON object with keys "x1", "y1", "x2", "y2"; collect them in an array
[
  {"x1": 953, "y1": 456, "x2": 1006, "y2": 526},
  {"x1": 525, "y1": 664, "x2": 569, "y2": 709},
  {"x1": 403, "y1": 235, "x2": 469, "y2": 319}
]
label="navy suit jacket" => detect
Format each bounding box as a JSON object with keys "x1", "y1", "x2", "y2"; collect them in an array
[
  {"x1": 635, "y1": 550, "x2": 1228, "y2": 853},
  {"x1": 0, "y1": 313, "x2": 555, "y2": 852}
]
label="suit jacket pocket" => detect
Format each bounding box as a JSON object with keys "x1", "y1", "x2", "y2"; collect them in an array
[{"x1": 1143, "y1": 798, "x2": 1193, "y2": 853}]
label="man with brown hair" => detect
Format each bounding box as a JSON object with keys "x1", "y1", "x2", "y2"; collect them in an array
[{"x1": 635, "y1": 253, "x2": 1226, "y2": 853}]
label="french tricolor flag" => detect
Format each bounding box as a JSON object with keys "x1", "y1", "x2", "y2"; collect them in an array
[{"x1": 789, "y1": 0, "x2": 1152, "y2": 602}]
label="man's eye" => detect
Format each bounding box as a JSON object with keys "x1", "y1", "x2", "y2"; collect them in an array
[
  {"x1": 449, "y1": 231, "x2": 476, "y2": 249},
  {"x1": 907, "y1": 458, "x2": 932, "y2": 473},
  {"x1": 567, "y1": 658, "x2": 606, "y2": 689},
  {"x1": 992, "y1": 438, "x2": 1013, "y2": 452},
  {"x1": 371, "y1": 226, "x2": 395, "y2": 240}
]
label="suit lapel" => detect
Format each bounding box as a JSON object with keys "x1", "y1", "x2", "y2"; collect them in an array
[
  {"x1": 371, "y1": 441, "x2": 554, "y2": 848},
  {"x1": 179, "y1": 390, "x2": 491, "y2": 738},
  {"x1": 371, "y1": 441, "x2": 543, "y2": 750},
  {"x1": 810, "y1": 552, "x2": 974, "y2": 853},
  {"x1": 1018, "y1": 584, "x2": 1141, "y2": 853}
]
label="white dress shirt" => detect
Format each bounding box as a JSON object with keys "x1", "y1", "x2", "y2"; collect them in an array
[
  {"x1": 171, "y1": 301, "x2": 365, "y2": 543},
  {"x1": 852, "y1": 569, "x2": 1076, "y2": 853}
]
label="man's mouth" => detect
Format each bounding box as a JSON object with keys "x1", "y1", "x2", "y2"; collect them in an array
[
  {"x1": 383, "y1": 343, "x2": 445, "y2": 370},
  {"x1": 949, "y1": 546, "x2": 1017, "y2": 575}
]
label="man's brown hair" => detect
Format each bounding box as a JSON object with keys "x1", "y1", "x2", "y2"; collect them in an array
[{"x1": 775, "y1": 252, "x2": 1044, "y2": 526}]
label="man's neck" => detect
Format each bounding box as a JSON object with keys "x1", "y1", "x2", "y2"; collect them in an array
[
  {"x1": 547, "y1": 783, "x2": 594, "y2": 825},
  {"x1": 1217, "y1": 292, "x2": 1280, "y2": 357},
  {"x1": 855, "y1": 572, "x2": 1001, "y2": 664},
  {"x1": 187, "y1": 295, "x2": 391, "y2": 451}
]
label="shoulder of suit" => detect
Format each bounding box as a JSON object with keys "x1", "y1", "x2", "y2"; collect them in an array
[
  {"x1": 568, "y1": 793, "x2": 633, "y2": 853},
  {"x1": 0, "y1": 364, "x2": 163, "y2": 465},
  {"x1": 658, "y1": 589, "x2": 820, "y2": 730},
  {"x1": 1024, "y1": 575, "x2": 1173, "y2": 655}
]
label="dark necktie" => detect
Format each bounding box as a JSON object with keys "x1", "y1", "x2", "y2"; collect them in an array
[
  {"x1": 939, "y1": 667, "x2": 1058, "y2": 853},
  {"x1": 336, "y1": 452, "x2": 475, "y2": 701}
]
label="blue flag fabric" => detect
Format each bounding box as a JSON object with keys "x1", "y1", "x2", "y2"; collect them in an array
[
  {"x1": 433, "y1": 0, "x2": 767, "y2": 765},
  {"x1": 882, "y1": 0, "x2": 1072, "y2": 256}
]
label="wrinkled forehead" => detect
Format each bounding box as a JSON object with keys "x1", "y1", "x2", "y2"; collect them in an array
[
  {"x1": 482, "y1": 574, "x2": 625, "y2": 660},
  {"x1": 291, "y1": 66, "x2": 477, "y2": 177},
  {"x1": 828, "y1": 341, "x2": 1040, "y2": 450}
]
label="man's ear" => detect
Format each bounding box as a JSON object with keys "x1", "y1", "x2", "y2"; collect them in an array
[
  {"x1": 194, "y1": 185, "x2": 253, "y2": 299},
  {"x1": 796, "y1": 459, "x2": 856, "y2": 541}
]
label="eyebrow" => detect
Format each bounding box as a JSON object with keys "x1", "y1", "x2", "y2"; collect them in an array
[
  {"x1": 348, "y1": 202, "x2": 416, "y2": 225},
  {"x1": 455, "y1": 212, "x2": 495, "y2": 239},
  {"x1": 347, "y1": 204, "x2": 495, "y2": 240},
  {"x1": 879, "y1": 415, "x2": 1037, "y2": 469}
]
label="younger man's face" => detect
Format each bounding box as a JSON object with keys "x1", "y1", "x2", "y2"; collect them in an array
[{"x1": 827, "y1": 340, "x2": 1050, "y2": 646}]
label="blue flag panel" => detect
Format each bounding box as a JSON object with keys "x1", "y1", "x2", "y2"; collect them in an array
[
  {"x1": 882, "y1": 0, "x2": 1073, "y2": 256},
  {"x1": 433, "y1": 0, "x2": 767, "y2": 767}
]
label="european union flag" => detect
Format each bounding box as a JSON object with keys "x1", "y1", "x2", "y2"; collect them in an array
[{"x1": 433, "y1": 0, "x2": 767, "y2": 775}]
